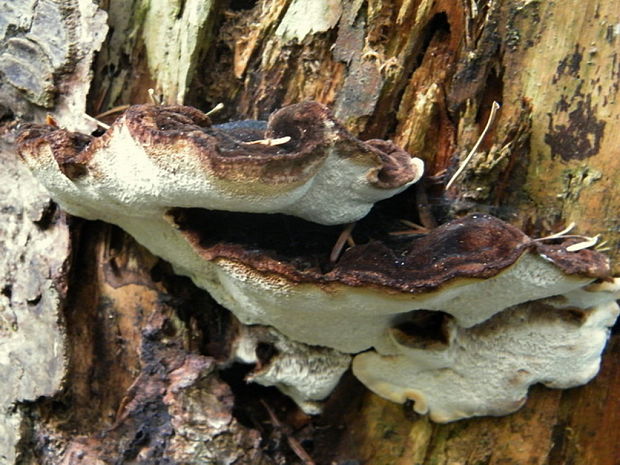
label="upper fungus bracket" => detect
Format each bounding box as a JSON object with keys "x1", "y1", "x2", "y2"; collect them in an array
[{"x1": 17, "y1": 101, "x2": 424, "y2": 225}]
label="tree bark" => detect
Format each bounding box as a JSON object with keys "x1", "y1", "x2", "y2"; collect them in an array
[{"x1": 1, "y1": 0, "x2": 619, "y2": 464}]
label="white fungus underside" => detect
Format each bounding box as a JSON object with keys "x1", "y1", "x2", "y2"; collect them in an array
[
  {"x1": 353, "y1": 282, "x2": 620, "y2": 422},
  {"x1": 232, "y1": 325, "x2": 351, "y2": 414}
]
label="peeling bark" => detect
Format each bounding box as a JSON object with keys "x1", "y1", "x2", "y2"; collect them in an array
[
  {"x1": 0, "y1": 127, "x2": 70, "y2": 464},
  {"x1": 0, "y1": 0, "x2": 107, "y2": 130}
]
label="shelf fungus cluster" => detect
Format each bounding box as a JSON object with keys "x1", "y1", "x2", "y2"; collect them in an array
[{"x1": 17, "y1": 102, "x2": 620, "y2": 422}]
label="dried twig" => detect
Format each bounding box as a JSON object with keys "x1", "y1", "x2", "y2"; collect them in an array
[
  {"x1": 531, "y1": 222, "x2": 601, "y2": 252},
  {"x1": 533, "y1": 222, "x2": 576, "y2": 242},
  {"x1": 389, "y1": 219, "x2": 430, "y2": 236},
  {"x1": 83, "y1": 113, "x2": 110, "y2": 130},
  {"x1": 566, "y1": 235, "x2": 600, "y2": 252},
  {"x1": 206, "y1": 102, "x2": 224, "y2": 116},
  {"x1": 415, "y1": 181, "x2": 438, "y2": 229},
  {"x1": 148, "y1": 88, "x2": 161, "y2": 105},
  {"x1": 260, "y1": 400, "x2": 316, "y2": 465},
  {"x1": 95, "y1": 104, "x2": 131, "y2": 119}
]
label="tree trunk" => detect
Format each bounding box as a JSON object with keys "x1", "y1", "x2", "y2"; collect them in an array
[{"x1": 1, "y1": 0, "x2": 619, "y2": 464}]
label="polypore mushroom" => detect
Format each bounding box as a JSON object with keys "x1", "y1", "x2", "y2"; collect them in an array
[
  {"x1": 353, "y1": 279, "x2": 620, "y2": 422},
  {"x1": 16, "y1": 102, "x2": 423, "y2": 225},
  {"x1": 16, "y1": 103, "x2": 619, "y2": 421},
  {"x1": 231, "y1": 325, "x2": 351, "y2": 414},
  {"x1": 163, "y1": 212, "x2": 613, "y2": 355}
]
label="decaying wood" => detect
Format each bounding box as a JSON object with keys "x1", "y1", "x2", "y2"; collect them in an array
[
  {"x1": 1, "y1": 0, "x2": 619, "y2": 463},
  {"x1": 49, "y1": 226, "x2": 269, "y2": 464}
]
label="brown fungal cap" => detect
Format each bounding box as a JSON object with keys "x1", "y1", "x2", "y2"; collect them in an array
[
  {"x1": 122, "y1": 101, "x2": 421, "y2": 187},
  {"x1": 333, "y1": 214, "x2": 532, "y2": 291},
  {"x1": 17, "y1": 124, "x2": 93, "y2": 179},
  {"x1": 536, "y1": 241, "x2": 611, "y2": 280},
  {"x1": 365, "y1": 139, "x2": 424, "y2": 189},
  {"x1": 170, "y1": 212, "x2": 610, "y2": 293}
]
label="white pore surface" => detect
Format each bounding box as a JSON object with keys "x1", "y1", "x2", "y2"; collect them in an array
[{"x1": 352, "y1": 280, "x2": 620, "y2": 422}]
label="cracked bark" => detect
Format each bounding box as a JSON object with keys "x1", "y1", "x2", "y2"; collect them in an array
[{"x1": 1, "y1": 0, "x2": 619, "y2": 464}]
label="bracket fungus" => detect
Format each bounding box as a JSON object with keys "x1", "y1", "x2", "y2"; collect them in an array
[
  {"x1": 353, "y1": 279, "x2": 620, "y2": 422},
  {"x1": 231, "y1": 325, "x2": 351, "y2": 415},
  {"x1": 16, "y1": 102, "x2": 423, "y2": 225},
  {"x1": 17, "y1": 102, "x2": 620, "y2": 421}
]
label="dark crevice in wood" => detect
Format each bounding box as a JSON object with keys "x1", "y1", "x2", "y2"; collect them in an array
[
  {"x1": 154, "y1": 266, "x2": 231, "y2": 359},
  {"x1": 548, "y1": 421, "x2": 571, "y2": 465},
  {"x1": 363, "y1": 12, "x2": 452, "y2": 141},
  {"x1": 153, "y1": 270, "x2": 313, "y2": 465},
  {"x1": 57, "y1": 221, "x2": 133, "y2": 433},
  {"x1": 312, "y1": 372, "x2": 367, "y2": 465},
  {"x1": 417, "y1": 13, "x2": 451, "y2": 68},
  {"x1": 446, "y1": 3, "x2": 501, "y2": 118},
  {"x1": 228, "y1": 0, "x2": 258, "y2": 11},
  {"x1": 218, "y1": 362, "x2": 270, "y2": 429},
  {"x1": 490, "y1": 101, "x2": 532, "y2": 218},
  {"x1": 478, "y1": 67, "x2": 504, "y2": 142},
  {"x1": 167, "y1": 188, "x2": 433, "y2": 275},
  {"x1": 0, "y1": 104, "x2": 14, "y2": 122},
  {"x1": 218, "y1": 361, "x2": 305, "y2": 464}
]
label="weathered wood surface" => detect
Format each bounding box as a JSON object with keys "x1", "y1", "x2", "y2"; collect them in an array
[
  {"x1": 1, "y1": 0, "x2": 619, "y2": 463},
  {"x1": 0, "y1": 129, "x2": 71, "y2": 465},
  {"x1": 0, "y1": 0, "x2": 107, "y2": 130}
]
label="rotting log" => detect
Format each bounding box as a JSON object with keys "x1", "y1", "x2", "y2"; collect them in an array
[{"x1": 1, "y1": 0, "x2": 619, "y2": 464}]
